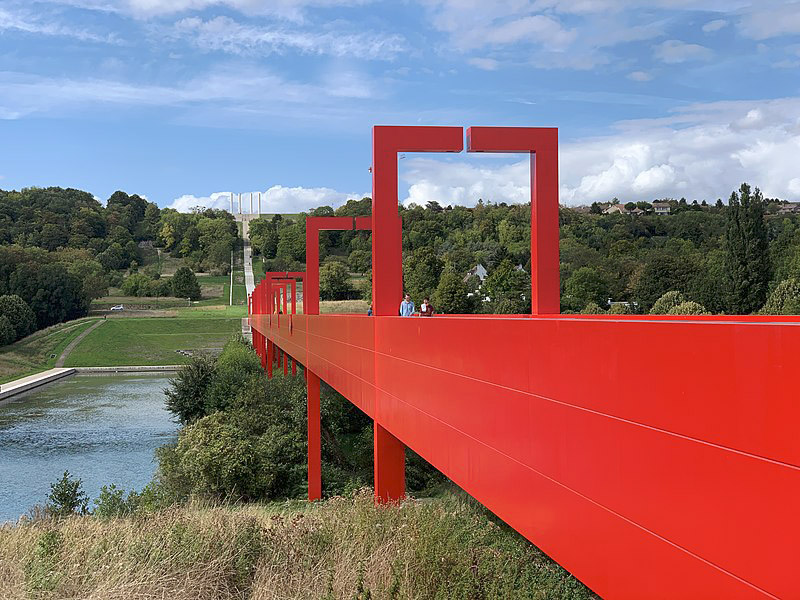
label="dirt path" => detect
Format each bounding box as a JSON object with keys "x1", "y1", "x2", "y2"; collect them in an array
[{"x1": 55, "y1": 319, "x2": 105, "y2": 367}]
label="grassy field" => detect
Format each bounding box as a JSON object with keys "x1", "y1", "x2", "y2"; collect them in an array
[
  {"x1": 63, "y1": 317, "x2": 241, "y2": 367},
  {"x1": 0, "y1": 490, "x2": 597, "y2": 599},
  {"x1": 0, "y1": 319, "x2": 100, "y2": 384}
]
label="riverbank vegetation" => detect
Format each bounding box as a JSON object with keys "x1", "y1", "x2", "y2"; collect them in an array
[
  {"x1": 0, "y1": 337, "x2": 598, "y2": 598},
  {"x1": 0, "y1": 491, "x2": 596, "y2": 599}
]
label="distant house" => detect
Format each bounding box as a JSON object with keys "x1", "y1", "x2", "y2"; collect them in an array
[
  {"x1": 777, "y1": 203, "x2": 800, "y2": 215},
  {"x1": 603, "y1": 204, "x2": 628, "y2": 215},
  {"x1": 464, "y1": 264, "x2": 488, "y2": 283},
  {"x1": 631, "y1": 207, "x2": 645, "y2": 215},
  {"x1": 652, "y1": 202, "x2": 671, "y2": 215}
]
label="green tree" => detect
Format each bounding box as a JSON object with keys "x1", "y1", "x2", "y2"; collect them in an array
[
  {"x1": 171, "y1": 266, "x2": 202, "y2": 300},
  {"x1": 563, "y1": 267, "x2": 610, "y2": 312},
  {"x1": 348, "y1": 249, "x2": 371, "y2": 274},
  {"x1": 483, "y1": 259, "x2": 530, "y2": 314},
  {"x1": 165, "y1": 355, "x2": 217, "y2": 424},
  {"x1": 0, "y1": 315, "x2": 14, "y2": 346},
  {"x1": 47, "y1": 471, "x2": 89, "y2": 517},
  {"x1": 433, "y1": 264, "x2": 473, "y2": 314},
  {"x1": 0, "y1": 294, "x2": 36, "y2": 341},
  {"x1": 319, "y1": 262, "x2": 351, "y2": 301},
  {"x1": 403, "y1": 247, "x2": 443, "y2": 301},
  {"x1": 725, "y1": 183, "x2": 770, "y2": 313}
]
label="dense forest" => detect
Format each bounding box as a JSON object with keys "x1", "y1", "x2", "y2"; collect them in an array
[
  {"x1": 2, "y1": 181, "x2": 798, "y2": 345},
  {"x1": 0, "y1": 187, "x2": 236, "y2": 343},
  {"x1": 249, "y1": 184, "x2": 800, "y2": 316}
]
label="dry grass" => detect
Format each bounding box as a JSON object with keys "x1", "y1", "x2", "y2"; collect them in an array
[
  {"x1": 0, "y1": 491, "x2": 597, "y2": 599},
  {"x1": 319, "y1": 300, "x2": 370, "y2": 314}
]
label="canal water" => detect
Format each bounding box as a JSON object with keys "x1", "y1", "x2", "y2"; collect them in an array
[{"x1": 0, "y1": 374, "x2": 178, "y2": 523}]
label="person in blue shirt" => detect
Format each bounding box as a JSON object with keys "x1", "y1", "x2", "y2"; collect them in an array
[{"x1": 399, "y1": 294, "x2": 415, "y2": 317}]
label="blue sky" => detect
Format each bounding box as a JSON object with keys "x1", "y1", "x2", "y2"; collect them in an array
[{"x1": 0, "y1": 0, "x2": 799, "y2": 211}]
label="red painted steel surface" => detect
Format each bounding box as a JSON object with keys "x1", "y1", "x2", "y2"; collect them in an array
[{"x1": 247, "y1": 126, "x2": 798, "y2": 599}]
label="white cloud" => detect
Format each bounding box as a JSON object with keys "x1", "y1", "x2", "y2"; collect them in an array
[
  {"x1": 402, "y1": 157, "x2": 531, "y2": 207},
  {"x1": 0, "y1": 7, "x2": 117, "y2": 42},
  {"x1": 738, "y1": 1, "x2": 800, "y2": 40},
  {"x1": 653, "y1": 39, "x2": 713, "y2": 63},
  {"x1": 467, "y1": 57, "x2": 500, "y2": 70},
  {"x1": 397, "y1": 97, "x2": 800, "y2": 207},
  {"x1": 0, "y1": 65, "x2": 377, "y2": 121},
  {"x1": 41, "y1": 0, "x2": 372, "y2": 19},
  {"x1": 627, "y1": 70, "x2": 653, "y2": 81},
  {"x1": 702, "y1": 18, "x2": 728, "y2": 33},
  {"x1": 169, "y1": 186, "x2": 365, "y2": 213},
  {"x1": 169, "y1": 15, "x2": 405, "y2": 59}
]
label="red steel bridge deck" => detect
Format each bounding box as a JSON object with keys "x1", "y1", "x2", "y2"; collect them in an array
[{"x1": 249, "y1": 126, "x2": 798, "y2": 599}]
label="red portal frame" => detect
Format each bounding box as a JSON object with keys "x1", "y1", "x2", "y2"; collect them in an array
[{"x1": 249, "y1": 126, "x2": 799, "y2": 599}]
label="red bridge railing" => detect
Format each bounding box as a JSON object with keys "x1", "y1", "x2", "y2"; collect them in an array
[{"x1": 248, "y1": 126, "x2": 797, "y2": 600}]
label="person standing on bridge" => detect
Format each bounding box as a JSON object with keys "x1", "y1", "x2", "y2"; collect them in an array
[
  {"x1": 420, "y1": 298, "x2": 434, "y2": 317},
  {"x1": 399, "y1": 294, "x2": 415, "y2": 317}
]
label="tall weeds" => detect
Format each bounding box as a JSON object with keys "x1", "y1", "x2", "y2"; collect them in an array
[{"x1": 0, "y1": 491, "x2": 597, "y2": 599}]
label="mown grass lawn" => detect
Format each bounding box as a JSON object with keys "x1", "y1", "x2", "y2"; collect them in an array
[
  {"x1": 0, "y1": 318, "x2": 100, "y2": 384},
  {"x1": 63, "y1": 318, "x2": 241, "y2": 367}
]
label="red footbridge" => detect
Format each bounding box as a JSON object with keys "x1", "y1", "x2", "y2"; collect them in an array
[{"x1": 248, "y1": 126, "x2": 797, "y2": 599}]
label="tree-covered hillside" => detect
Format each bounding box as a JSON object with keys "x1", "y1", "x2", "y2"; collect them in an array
[
  {"x1": 250, "y1": 185, "x2": 800, "y2": 315},
  {"x1": 0, "y1": 187, "x2": 237, "y2": 338}
]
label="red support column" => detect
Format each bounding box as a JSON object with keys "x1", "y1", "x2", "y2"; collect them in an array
[
  {"x1": 266, "y1": 339, "x2": 273, "y2": 379},
  {"x1": 259, "y1": 332, "x2": 267, "y2": 370},
  {"x1": 292, "y1": 358, "x2": 297, "y2": 376},
  {"x1": 307, "y1": 370, "x2": 322, "y2": 501},
  {"x1": 370, "y1": 126, "x2": 462, "y2": 504},
  {"x1": 283, "y1": 347, "x2": 288, "y2": 376},
  {"x1": 291, "y1": 280, "x2": 296, "y2": 315},
  {"x1": 374, "y1": 423, "x2": 405, "y2": 503}
]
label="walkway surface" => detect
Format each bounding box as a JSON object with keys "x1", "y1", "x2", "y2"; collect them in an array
[
  {"x1": 241, "y1": 217, "x2": 255, "y2": 297},
  {"x1": 0, "y1": 368, "x2": 76, "y2": 401},
  {"x1": 55, "y1": 319, "x2": 105, "y2": 367}
]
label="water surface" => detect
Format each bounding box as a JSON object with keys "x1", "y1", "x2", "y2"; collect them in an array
[{"x1": 0, "y1": 374, "x2": 178, "y2": 522}]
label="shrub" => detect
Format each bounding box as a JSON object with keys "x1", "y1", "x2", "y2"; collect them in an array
[
  {"x1": 650, "y1": 291, "x2": 686, "y2": 314},
  {"x1": 121, "y1": 273, "x2": 152, "y2": 297},
  {"x1": 580, "y1": 301, "x2": 606, "y2": 314},
  {"x1": 608, "y1": 303, "x2": 632, "y2": 315},
  {"x1": 166, "y1": 354, "x2": 217, "y2": 424},
  {"x1": 667, "y1": 301, "x2": 708, "y2": 315},
  {"x1": 761, "y1": 278, "x2": 800, "y2": 315},
  {"x1": 47, "y1": 471, "x2": 89, "y2": 517},
  {"x1": 93, "y1": 484, "x2": 140, "y2": 519},
  {"x1": 203, "y1": 338, "x2": 262, "y2": 414},
  {"x1": 319, "y1": 261, "x2": 351, "y2": 300}
]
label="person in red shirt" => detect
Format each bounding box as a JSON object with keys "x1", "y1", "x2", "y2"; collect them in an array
[{"x1": 420, "y1": 298, "x2": 434, "y2": 317}]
